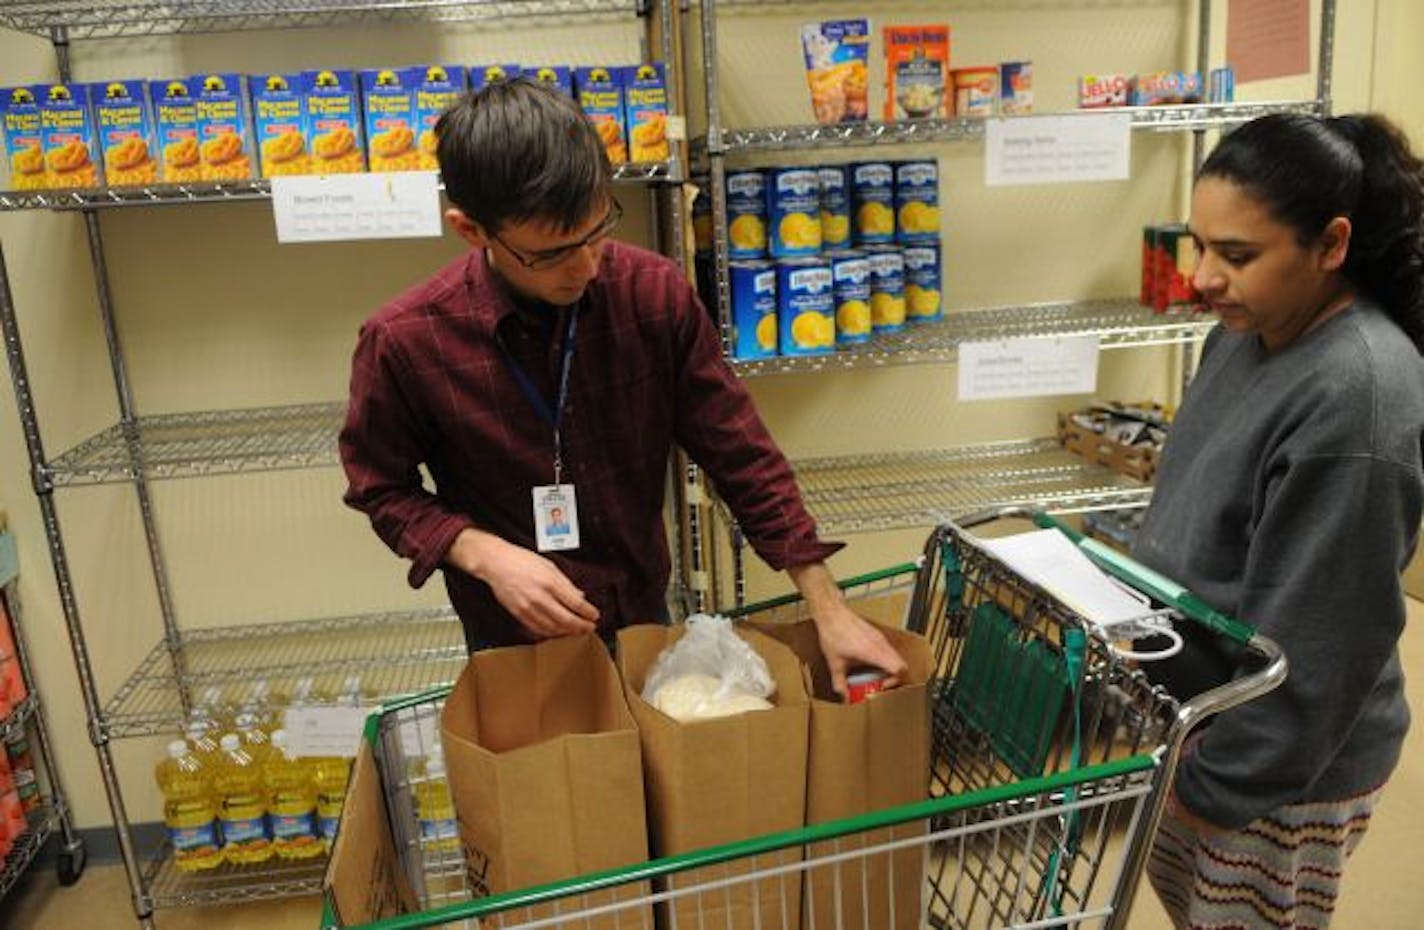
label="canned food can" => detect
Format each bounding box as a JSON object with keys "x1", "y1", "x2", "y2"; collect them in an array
[
  {"x1": 850, "y1": 161, "x2": 895, "y2": 245},
  {"x1": 846, "y1": 668, "x2": 888, "y2": 704},
  {"x1": 829, "y1": 250, "x2": 872, "y2": 345},
  {"x1": 818, "y1": 165, "x2": 852, "y2": 250},
  {"x1": 865, "y1": 245, "x2": 907, "y2": 333},
  {"x1": 894, "y1": 159, "x2": 939, "y2": 243},
  {"x1": 726, "y1": 169, "x2": 768, "y2": 259},
  {"x1": 777, "y1": 258, "x2": 835, "y2": 357},
  {"x1": 766, "y1": 166, "x2": 823, "y2": 259},
  {"x1": 729, "y1": 260, "x2": 777, "y2": 360},
  {"x1": 902, "y1": 240, "x2": 943, "y2": 322}
]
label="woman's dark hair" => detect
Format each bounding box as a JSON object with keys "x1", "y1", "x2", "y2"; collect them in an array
[
  {"x1": 1199, "y1": 112, "x2": 1424, "y2": 351},
  {"x1": 434, "y1": 78, "x2": 611, "y2": 235}
]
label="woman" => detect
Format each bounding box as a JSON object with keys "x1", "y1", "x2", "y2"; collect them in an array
[{"x1": 1133, "y1": 112, "x2": 1424, "y2": 929}]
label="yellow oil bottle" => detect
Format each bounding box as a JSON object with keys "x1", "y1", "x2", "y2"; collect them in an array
[
  {"x1": 264, "y1": 729, "x2": 324, "y2": 860},
  {"x1": 215, "y1": 733, "x2": 273, "y2": 865},
  {"x1": 155, "y1": 739, "x2": 224, "y2": 872}
]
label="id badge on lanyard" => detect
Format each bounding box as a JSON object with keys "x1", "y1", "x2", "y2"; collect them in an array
[{"x1": 501, "y1": 308, "x2": 581, "y2": 553}]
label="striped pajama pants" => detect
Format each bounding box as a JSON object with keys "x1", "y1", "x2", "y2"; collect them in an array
[{"x1": 1146, "y1": 787, "x2": 1383, "y2": 929}]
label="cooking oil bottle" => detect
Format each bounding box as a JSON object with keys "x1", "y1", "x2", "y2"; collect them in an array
[
  {"x1": 416, "y1": 746, "x2": 460, "y2": 855},
  {"x1": 264, "y1": 729, "x2": 323, "y2": 860},
  {"x1": 154, "y1": 739, "x2": 223, "y2": 871},
  {"x1": 215, "y1": 733, "x2": 273, "y2": 865},
  {"x1": 312, "y1": 751, "x2": 351, "y2": 853}
]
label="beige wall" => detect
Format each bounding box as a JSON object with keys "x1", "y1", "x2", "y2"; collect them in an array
[{"x1": 0, "y1": 2, "x2": 1415, "y2": 832}]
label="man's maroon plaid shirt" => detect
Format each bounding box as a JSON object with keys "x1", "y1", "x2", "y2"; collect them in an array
[{"x1": 340, "y1": 240, "x2": 840, "y2": 646}]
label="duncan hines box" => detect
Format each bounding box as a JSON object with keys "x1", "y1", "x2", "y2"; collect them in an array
[
  {"x1": 574, "y1": 66, "x2": 627, "y2": 164},
  {"x1": 617, "y1": 623, "x2": 810, "y2": 930},
  {"x1": 193, "y1": 73, "x2": 255, "y2": 181},
  {"x1": 91, "y1": 80, "x2": 157, "y2": 186},
  {"x1": 1, "y1": 86, "x2": 46, "y2": 190},
  {"x1": 302, "y1": 69, "x2": 365, "y2": 174},
  {"x1": 441, "y1": 635, "x2": 651, "y2": 930},
  {"x1": 149, "y1": 78, "x2": 201, "y2": 183}
]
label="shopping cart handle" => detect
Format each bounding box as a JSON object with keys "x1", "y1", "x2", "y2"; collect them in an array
[{"x1": 1031, "y1": 511, "x2": 1256, "y2": 645}]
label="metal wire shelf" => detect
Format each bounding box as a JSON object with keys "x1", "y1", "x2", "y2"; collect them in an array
[
  {"x1": 100, "y1": 606, "x2": 467, "y2": 739},
  {"x1": 46, "y1": 402, "x2": 344, "y2": 486},
  {"x1": 0, "y1": 162, "x2": 674, "y2": 212},
  {"x1": 697, "y1": 101, "x2": 1324, "y2": 156},
  {"x1": 144, "y1": 842, "x2": 327, "y2": 909},
  {"x1": 0, "y1": 805, "x2": 59, "y2": 901},
  {"x1": 729, "y1": 298, "x2": 1213, "y2": 377},
  {"x1": 0, "y1": 0, "x2": 640, "y2": 38},
  {"x1": 717, "y1": 438, "x2": 1149, "y2": 536}
]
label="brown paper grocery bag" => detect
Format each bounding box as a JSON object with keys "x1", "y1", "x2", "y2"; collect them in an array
[
  {"x1": 749, "y1": 617, "x2": 933, "y2": 930},
  {"x1": 617, "y1": 623, "x2": 810, "y2": 930},
  {"x1": 441, "y1": 634, "x2": 651, "y2": 929}
]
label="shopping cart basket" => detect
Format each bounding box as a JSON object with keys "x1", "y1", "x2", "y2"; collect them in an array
[{"x1": 320, "y1": 510, "x2": 1284, "y2": 930}]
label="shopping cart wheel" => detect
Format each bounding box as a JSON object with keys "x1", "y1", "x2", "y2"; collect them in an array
[{"x1": 57, "y1": 839, "x2": 86, "y2": 886}]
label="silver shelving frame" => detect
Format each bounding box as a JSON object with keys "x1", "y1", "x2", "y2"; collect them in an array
[
  {"x1": 0, "y1": 530, "x2": 86, "y2": 897},
  {"x1": 689, "y1": 0, "x2": 1337, "y2": 609},
  {"x1": 0, "y1": 0, "x2": 683, "y2": 924}
]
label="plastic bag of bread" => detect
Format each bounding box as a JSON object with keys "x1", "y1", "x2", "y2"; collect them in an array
[{"x1": 641, "y1": 615, "x2": 776, "y2": 721}]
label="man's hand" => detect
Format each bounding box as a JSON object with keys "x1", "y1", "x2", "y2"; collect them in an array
[
  {"x1": 445, "y1": 527, "x2": 599, "y2": 639},
  {"x1": 788, "y1": 562, "x2": 910, "y2": 699}
]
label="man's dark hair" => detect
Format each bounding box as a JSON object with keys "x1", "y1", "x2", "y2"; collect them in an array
[{"x1": 435, "y1": 78, "x2": 611, "y2": 235}]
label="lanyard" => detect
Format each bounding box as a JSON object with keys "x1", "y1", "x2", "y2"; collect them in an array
[{"x1": 499, "y1": 308, "x2": 578, "y2": 484}]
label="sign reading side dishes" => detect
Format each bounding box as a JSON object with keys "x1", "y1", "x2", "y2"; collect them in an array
[
  {"x1": 271, "y1": 172, "x2": 442, "y2": 243},
  {"x1": 958, "y1": 335, "x2": 1100, "y2": 400},
  {"x1": 985, "y1": 114, "x2": 1132, "y2": 186}
]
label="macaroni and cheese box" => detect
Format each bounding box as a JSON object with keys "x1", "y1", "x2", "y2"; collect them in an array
[
  {"x1": 469, "y1": 63, "x2": 520, "y2": 91},
  {"x1": 90, "y1": 80, "x2": 157, "y2": 187},
  {"x1": 149, "y1": 78, "x2": 201, "y2": 183},
  {"x1": 193, "y1": 73, "x2": 255, "y2": 181},
  {"x1": 360, "y1": 68, "x2": 421, "y2": 172},
  {"x1": 574, "y1": 66, "x2": 626, "y2": 164},
  {"x1": 1, "y1": 85, "x2": 46, "y2": 190},
  {"x1": 412, "y1": 64, "x2": 464, "y2": 171},
  {"x1": 251, "y1": 72, "x2": 309, "y2": 178},
  {"x1": 528, "y1": 64, "x2": 573, "y2": 98},
  {"x1": 302, "y1": 69, "x2": 364, "y2": 175},
  {"x1": 622, "y1": 63, "x2": 668, "y2": 163},
  {"x1": 37, "y1": 83, "x2": 101, "y2": 189}
]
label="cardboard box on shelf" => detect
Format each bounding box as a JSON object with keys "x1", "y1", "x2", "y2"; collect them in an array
[
  {"x1": 322, "y1": 738, "x2": 419, "y2": 925},
  {"x1": 441, "y1": 634, "x2": 651, "y2": 930},
  {"x1": 746, "y1": 617, "x2": 933, "y2": 930},
  {"x1": 617, "y1": 623, "x2": 810, "y2": 930}
]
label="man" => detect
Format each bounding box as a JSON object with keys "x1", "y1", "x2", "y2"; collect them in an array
[{"x1": 339, "y1": 79, "x2": 905, "y2": 695}]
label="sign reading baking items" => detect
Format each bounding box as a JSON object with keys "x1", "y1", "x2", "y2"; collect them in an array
[
  {"x1": 985, "y1": 113, "x2": 1132, "y2": 187},
  {"x1": 271, "y1": 171, "x2": 443, "y2": 243}
]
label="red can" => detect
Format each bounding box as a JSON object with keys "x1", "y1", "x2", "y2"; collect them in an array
[{"x1": 845, "y1": 669, "x2": 888, "y2": 704}]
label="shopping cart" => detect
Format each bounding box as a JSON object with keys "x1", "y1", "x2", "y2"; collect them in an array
[{"x1": 319, "y1": 509, "x2": 1284, "y2": 930}]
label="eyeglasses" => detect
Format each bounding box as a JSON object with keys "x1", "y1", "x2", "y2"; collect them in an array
[{"x1": 491, "y1": 200, "x2": 623, "y2": 271}]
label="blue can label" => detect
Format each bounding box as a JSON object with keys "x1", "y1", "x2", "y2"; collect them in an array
[
  {"x1": 894, "y1": 160, "x2": 940, "y2": 243},
  {"x1": 730, "y1": 261, "x2": 777, "y2": 360},
  {"x1": 852, "y1": 162, "x2": 895, "y2": 244},
  {"x1": 777, "y1": 260, "x2": 835, "y2": 356},
  {"x1": 726, "y1": 170, "x2": 767, "y2": 259},
  {"x1": 818, "y1": 165, "x2": 851, "y2": 249},
  {"x1": 867, "y1": 247, "x2": 907, "y2": 333},
  {"x1": 767, "y1": 167, "x2": 823, "y2": 258},
  {"x1": 903, "y1": 241, "x2": 943, "y2": 322},
  {"x1": 829, "y1": 251, "x2": 872, "y2": 344}
]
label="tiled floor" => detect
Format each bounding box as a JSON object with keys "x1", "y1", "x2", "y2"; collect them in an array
[{"x1": 6, "y1": 602, "x2": 1423, "y2": 929}]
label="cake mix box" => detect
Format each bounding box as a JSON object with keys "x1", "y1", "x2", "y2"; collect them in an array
[
  {"x1": 90, "y1": 80, "x2": 157, "y2": 187},
  {"x1": 1, "y1": 85, "x2": 46, "y2": 190},
  {"x1": 622, "y1": 63, "x2": 668, "y2": 163},
  {"x1": 149, "y1": 78, "x2": 201, "y2": 183},
  {"x1": 412, "y1": 64, "x2": 464, "y2": 171},
  {"x1": 574, "y1": 66, "x2": 627, "y2": 164},
  {"x1": 302, "y1": 69, "x2": 365, "y2": 174},
  {"x1": 469, "y1": 63, "x2": 521, "y2": 91},
  {"x1": 37, "y1": 83, "x2": 101, "y2": 188},
  {"x1": 529, "y1": 65, "x2": 573, "y2": 98},
  {"x1": 251, "y1": 72, "x2": 309, "y2": 178},
  {"x1": 801, "y1": 18, "x2": 870, "y2": 124},
  {"x1": 193, "y1": 73, "x2": 255, "y2": 181},
  {"x1": 360, "y1": 68, "x2": 421, "y2": 172}
]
